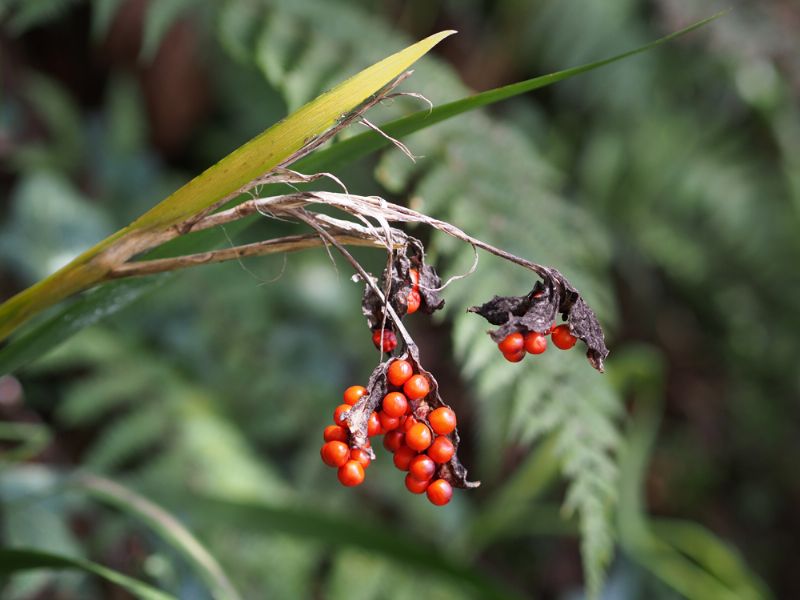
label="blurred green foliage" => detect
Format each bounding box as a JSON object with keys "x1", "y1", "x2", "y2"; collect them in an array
[{"x1": 1, "y1": 0, "x2": 797, "y2": 598}]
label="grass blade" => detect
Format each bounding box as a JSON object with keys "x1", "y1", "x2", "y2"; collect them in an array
[
  {"x1": 76, "y1": 474, "x2": 242, "y2": 600},
  {"x1": 0, "y1": 548, "x2": 176, "y2": 600}
]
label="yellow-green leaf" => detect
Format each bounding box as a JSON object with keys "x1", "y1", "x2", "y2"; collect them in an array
[{"x1": 0, "y1": 30, "x2": 455, "y2": 342}]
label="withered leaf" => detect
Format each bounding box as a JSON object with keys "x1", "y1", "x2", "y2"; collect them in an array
[{"x1": 469, "y1": 270, "x2": 609, "y2": 372}]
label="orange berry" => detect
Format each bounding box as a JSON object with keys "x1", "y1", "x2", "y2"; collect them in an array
[
  {"x1": 367, "y1": 412, "x2": 382, "y2": 437},
  {"x1": 372, "y1": 329, "x2": 398, "y2": 352},
  {"x1": 408, "y1": 454, "x2": 436, "y2": 481},
  {"x1": 502, "y1": 349, "x2": 525, "y2": 363},
  {"x1": 551, "y1": 324, "x2": 577, "y2": 350},
  {"x1": 337, "y1": 460, "x2": 365, "y2": 486},
  {"x1": 393, "y1": 445, "x2": 417, "y2": 470},
  {"x1": 403, "y1": 374, "x2": 430, "y2": 400},
  {"x1": 387, "y1": 359, "x2": 414, "y2": 387},
  {"x1": 379, "y1": 411, "x2": 400, "y2": 431},
  {"x1": 406, "y1": 289, "x2": 421, "y2": 314},
  {"x1": 405, "y1": 422, "x2": 432, "y2": 452},
  {"x1": 401, "y1": 415, "x2": 418, "y2": 433},
  {"x1": 405, "y1": 473, "x2": 429, "y2": 494},
  {"x1": 523, "y1": 331, "x2": 547, "y2": 354},
  {"x1": 343, "y1": 385, "x2": 367, "y2": 406},
  {"x1": 320, "y1": 441, "x2": 349, "y2": 468},
  {"x1": 383, "y1": 430, "x2": 404, "y2": 453},
  {"x1": 427, "y1": 436, "x2": 455, "y2": 464},
  {"x1": 382, "y1": 392, "x2": 409, "y2": 418},
  {"x1": 350, "y1": 447, "x2": 371, "y2": 469},
  {"x1": 498, "y1": 332, "x2": 524, "y2": 354},
  {"x1": 426, "y1": 479, "x2": 453, "y2": 506},
  {"x1": 429, "y1": 407, "x2": 456, "y2": 436},
  {"x1": 323, "y1": 425, "x2": 348, "y2": 443},
  {"x1": 333, "y1": 404, "x2": 351, "y2": 426}
]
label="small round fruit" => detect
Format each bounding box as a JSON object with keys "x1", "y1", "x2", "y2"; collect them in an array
[
  {"x1": 367, "y1": 412, "x2": 382, "y2": 437},
  {"x1": 405, "y1": 473, "x2": 429, "y2": 494},
  {"x1": 408, "y1": 454, "x2": 436, "y2": 481},
  {"x1": 523, "y1": 331, "x2": 548, "y2": 355},
  {"x1": 409, "y1": 268, "x2": 420, "y2": 290},
  {"x1": 320, "y1": 441, "x2": 349, "y2": 468},
  {"x1": 427, "y1": 436, "x2": 455, "y2": 464},
  {"x1": 372, "y1": 329, "x2": 398, "y2": 352},
  {"x1": 323, "y1": 425, "x2": 348, "y2": 443},
  {"x1": 387, "y1": 359, "x2": 414, "y2": 387},
  {"x1": 426, "y1": 479, "x2": 453, "y2": 506},
  {"x1": 350, "y1": 447, "x2": 371, "y2": 469},
  {"x1": 498, "y1": 332, "x2": 524, "y2": 354},
  {"x1": 333, "y1": 404, "x2": 351, "y2": 426},
  {"x1": 551, "y1": 324, "x2": 577, "y2": 350},
  {"x1": 343, "y1": 385, "x2": 367, "y2": 406},
  {"x1": 502, "y1": 349, "x2": 526, "y2": 363},
  {"x1": 406, "y1": 290, "x2": 421, "y2": 315},
  {"x1": 393, "y1": 445, "x2": 417, "y2": 471},
  {"x1": 405, "y1": 422, "x2": 432, "y2": 452},
  {"x1": 429, "y1": 407, "x2": 457, "y2": 436},
  {"x1": 403, "y1": 374, "x2": 430, "y2": 400},
  {"x1": 382, "y1": 392, "x2": 409, "y2": 418},
  {"x1": 383, "y1": 430, "x2": 405, "y2": 453},
  {"x1": 401, "y1": 415, "x2": 418, "y2": 433},
  {"x1": 337, "y1": 460, "x2": 365, "y2": 486},
  {"x1": 379, "y1": 411, "x2": 400, "y2": 431}
]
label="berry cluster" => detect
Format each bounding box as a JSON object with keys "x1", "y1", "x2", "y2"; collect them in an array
[
  {"x1": 320, "y1": 359, "x2": 459, "y2": 506},
  {"x1": 498, "y1": 323, "x2": 577, "y2": 363}
]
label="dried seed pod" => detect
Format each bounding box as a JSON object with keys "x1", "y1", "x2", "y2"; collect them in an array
[{"x1": 469, "y1": 269, "x2": 609, "y2": 372}]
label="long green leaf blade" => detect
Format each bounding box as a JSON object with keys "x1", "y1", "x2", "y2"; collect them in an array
[
  {"x1": 0, "y1": 548, "x2": 177, "y2": 600},
  {"x1": 297, "y1": 12, "x2": 726, "y2": 173}
]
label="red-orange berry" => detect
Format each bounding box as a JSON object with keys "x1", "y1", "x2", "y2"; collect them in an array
[
  {"x1": 320, "y1": 441, "x2": 349, "y2": 468},
  {"x1": 367, "y1": 412, "x2": 382, "y2": 437},
  {"x1": 379, "y1": 411, "x2": 400, "y2": 431},
  {"x1": 409, "y1": 268, "x2": 420, "y2": 290},
  {"x1": 502, "y1": 349, "x2": 526, "y2": 363},
  {"x1": 406, "y1": 289, "x2": 421, "y2": 315},
  {"x1": 337, "y1": 460, "x2": 365, "y2": 486},
  {"x1": 551, "y1": 324, "x2": 577, "y2": 350},
  {"x1": 403, "y1": 374, "x2": 430, "y2": 400},
  {"x1": 405, "y1": 422, "x2": 432, "y2": 452},
  {"x1": 426, "y1": 479, "x2": 453, "y2": 506},
  {"x1": 498, "y1": 332, "x2": 524, "y2": 354},
  {"x1": 333, "y1": 404, "x2": 351, "y2": 426},
  {"x1": 523, "y1": 331, "x2": 548, "y2": 354},
  {"x1": 387, "y1": 359, "x2": 414, "y2": 387},
  {"x1": 427, "y1": 436, "x2": 455, "y2": 464},
  {"x1": 404, "y1": 473, "x2": 429, "y2": 494},
  {"x1": 382, "y1": 392, "x2": 408, "y2": 418},
  {"x1": 393, "y1": 445, "x2": 417, "y2": 470},
  {"x1": 372, "y1": 329, "x2": 398, "y2": 352},
  {"x1": 401, "y1": 415, "x2": 418, "y2": 433},
  {"x1": 409, "y1": 454, "x2": 436, "y2": 481},
  {"x1": 350, "y1": 448, "x2": 371, "y2": 469},
  {"x1": 429, "y1": 407, "x2": 457, "y2": 436},
  {"x1": 383, "y1": 430, "x2": 404, "y2": 453},
  {"x1": 323, "y1": 425, "x2": 348, "y2": 443},
  {"x1": 343, "y1": 385, "x2": 367, "y2": 406}
]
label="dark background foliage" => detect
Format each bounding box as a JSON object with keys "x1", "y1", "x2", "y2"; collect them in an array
[{"x1": 1, "y1": 0, "x2": 798, "y2": 598}]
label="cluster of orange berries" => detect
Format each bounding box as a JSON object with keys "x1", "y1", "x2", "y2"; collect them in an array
[
  {"x1": 371, "y1": 268, "x2": 420, "y2": 352},
  {"x1": 320, "y1": 358, "x2": 458, "y2": 506},
  {"x1": 498, "y1": 323, "x2": 577, "y2": 363}
]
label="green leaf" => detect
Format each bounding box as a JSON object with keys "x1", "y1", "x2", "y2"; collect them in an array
[
  {"x1": 0, "y1": 548, "x2": 176, "y2": 600},
  {"x1": 0, "y1": 30, "x2": 455, "y2": 342},
  {"x1": 0, "y1": 422, "x2": 51, "y2": 464},
  {"x1": 191, "y1": 495, "x2": 526, "y2": 600},
  {"x1": 77, "y1": 474, "x2": 242, "y2": 600},
  {"x1": 297, "y1": 12, "x2": 727, "y2": 174}
]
